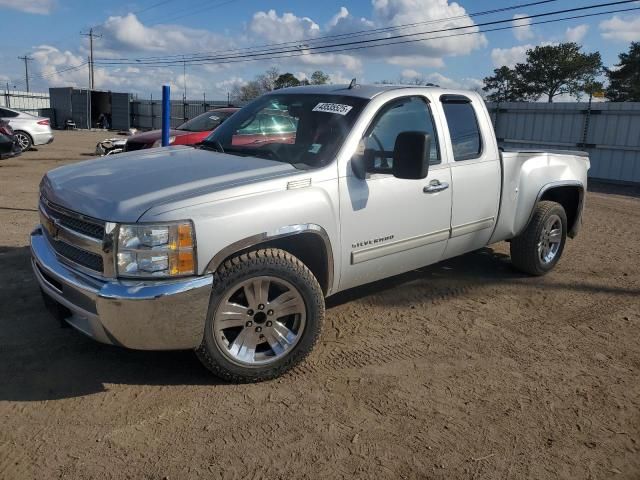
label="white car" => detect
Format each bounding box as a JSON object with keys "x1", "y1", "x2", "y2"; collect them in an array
[{"x1": 0, "y1": 107, "x2": 54, "y2": 151}]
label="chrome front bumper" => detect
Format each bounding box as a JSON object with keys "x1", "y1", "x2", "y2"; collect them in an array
[{"x1": 30, "y1": 227, "x2": 213, "y2": 350}]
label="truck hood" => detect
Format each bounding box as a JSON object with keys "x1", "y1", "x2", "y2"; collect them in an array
[{"x1": 40, "y1": 146, "x2": 296, "y2": 223}]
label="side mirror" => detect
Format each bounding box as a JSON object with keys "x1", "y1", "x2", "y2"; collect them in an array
[{"x1": 392, "y1": 132, "x2": 431, "y2": 180}]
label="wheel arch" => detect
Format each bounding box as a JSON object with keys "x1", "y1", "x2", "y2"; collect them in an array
[
  {"x1": 526, "y1": 181, "x2": 585, "y2": 238},
  {"x1": 205, "y1": 224, "x2": 335, "y2": 296},
  {"x1": 14, "y1": 129, "x2": 33, "y2": 143}
]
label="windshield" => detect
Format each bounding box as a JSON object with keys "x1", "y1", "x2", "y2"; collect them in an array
[
  {"x1": 201, "y1": 93, "x2": 368, "y2": 168},
  {"x1": 177, "y1": 110, "x2": 234, "y2": 132}
]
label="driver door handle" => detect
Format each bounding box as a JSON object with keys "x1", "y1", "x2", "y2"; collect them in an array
[{"x1": 423, "y1": 180, "x2": 449, "y2": 194}]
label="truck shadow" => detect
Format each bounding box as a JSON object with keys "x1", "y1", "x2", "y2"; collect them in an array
[{"x1": 1, "y1": 244, "x2": 637, "y2": 401}]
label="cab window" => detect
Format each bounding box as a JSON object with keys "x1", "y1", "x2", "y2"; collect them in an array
[
  {"x1": 441, "y1": 97, "x2": 482, "y2": 161},
  {"x1": 363, "y1": 96, "x2": 440, "y2": 173}
]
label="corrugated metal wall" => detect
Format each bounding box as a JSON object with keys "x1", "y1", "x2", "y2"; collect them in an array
[
  {"x1": 487, "y1": 102, "x2": 640, "y2": 184},
  {"x1": 130, "y1": 99, "x2": 242, "y2": 130}
]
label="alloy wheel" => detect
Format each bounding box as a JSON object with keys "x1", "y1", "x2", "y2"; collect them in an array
[{"x1": 213, "y1": 276, "x2": 307, "y2": 366}]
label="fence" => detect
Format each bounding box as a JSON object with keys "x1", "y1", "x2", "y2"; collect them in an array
[
  {"x1": 130, "y1": 99, "x2": 242, "y2": 130},
  {"x1": 488, "y1": 101, "x2": 640, "y2": 184},
  {"x1": 1, "y1": 90, "x2": 53, "y2": 119}
]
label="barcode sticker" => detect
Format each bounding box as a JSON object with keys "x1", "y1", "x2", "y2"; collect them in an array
[{"x1": 312, "y1": 103, "x2": 353, "y2": 115}]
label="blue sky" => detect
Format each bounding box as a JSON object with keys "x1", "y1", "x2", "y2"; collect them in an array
[{"x1": 1, "y1": 0, "x2": 639, "y2": 99}]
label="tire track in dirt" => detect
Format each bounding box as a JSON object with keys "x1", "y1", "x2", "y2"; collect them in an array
[{"x1": 289, "y1": 281, "x2": 637, "y2": 379}]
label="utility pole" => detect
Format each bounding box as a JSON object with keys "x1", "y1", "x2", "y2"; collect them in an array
[
  {"x1": 17, "y1": 55, "x2": 33, "y2": 92},
  {"x1": 81, "y1": 28, "x2": 101, "y2": 90},
  {"x1": 182, "y1": 56, "x2": 187, "y2": 100}
]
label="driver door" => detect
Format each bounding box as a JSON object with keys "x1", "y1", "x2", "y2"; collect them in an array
[{"x1": 338, "y1": 96, "x2": 452, "y2": 291}]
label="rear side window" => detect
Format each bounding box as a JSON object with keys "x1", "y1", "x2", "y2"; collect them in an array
[
  {"x1": 441, "y1": 98, "x2": 482, "y2": 161},
  {"x1": 0, "y1": 108, "x2": 19, "y2": 118}
]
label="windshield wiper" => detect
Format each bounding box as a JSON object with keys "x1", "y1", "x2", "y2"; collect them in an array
[
  {"x1": 224, "y1": 147, "x2": 279, "y2": 161},
  {"x1": 199, "y1": 140, "x2": 225, "y2": 153}
]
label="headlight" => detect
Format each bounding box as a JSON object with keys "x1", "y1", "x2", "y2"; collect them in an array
[
  {"x1": 152, "y1": 136, "x2": 175, "y2": 148},
  {"x1": 116, "y1": 221, "x2": 196, "y2": 278}
]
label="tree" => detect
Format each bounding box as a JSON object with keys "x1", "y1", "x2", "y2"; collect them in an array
[
  {"x1": 482, "y1": 66, "x2": 527, "y2": 102},
  {"x1": 606, "y1": 42, "x2": 640, "y2": 101},
  {"x1": 274, "y1": 73, "x2": 301, "y2": 89},
  {"x1": 515, "y1": 43, "x2": 602, "y2": 102},
  {"x1": 231, "y1": 80, "x2": 262, "y2": 102},
  {"x1": 310, "y1": 70, "x2": 330, "y2": 85},
  {"x1": 256, "y1": 67, "x2": 280, "y2": 93}
]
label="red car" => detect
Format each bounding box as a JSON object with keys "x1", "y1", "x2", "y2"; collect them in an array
[{"x1": 124, "y1": 108, "x2": 239, "y2": 152}]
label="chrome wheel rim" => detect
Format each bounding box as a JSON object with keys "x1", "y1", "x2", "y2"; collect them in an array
[
  {"x1": 538, "y1": 214, "x2": 562, "y2": 264},
  {"x1": 213, "y1": 276, "x2": 306, "y2": 366},
  {"x1": 15, "y1": 133, "x2": 30, "y2": 151}
]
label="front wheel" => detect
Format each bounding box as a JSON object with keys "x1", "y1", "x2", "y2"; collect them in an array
[
  {"x1": 510, "y1": 201, "x2": 567, "y2": 276},
  {"x1": 196, "y1": 248, "x2": 324, "y2": 383}
]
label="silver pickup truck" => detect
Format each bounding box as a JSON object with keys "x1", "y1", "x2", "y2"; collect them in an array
[{"x1": 31, "y1": 84, "x2": 589, "y2": 382}]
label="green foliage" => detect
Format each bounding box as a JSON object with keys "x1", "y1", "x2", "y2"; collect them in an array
[
  {"x1": 482, "y1": 66, "x2": 527, "y2": 102},
  {"x1": 310, "y1": 70, "x2": 330, "y2": 85},
  {"x1": 606, "y1": 42, "x2": 640, "y2": 102},
  {"x1": 515, "y1": 43, "x2": 602, "y2": 102},
  {"x1": 274, "y1": 73, "x2": 301, "y2": 89},
  {"x1": 231, "y1": 68, "x2": 331, "y2": 101}
]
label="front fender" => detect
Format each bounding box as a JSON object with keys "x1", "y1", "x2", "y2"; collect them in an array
[{"x1": 140, "y1": 182, "x2": 340, "y2": 294}]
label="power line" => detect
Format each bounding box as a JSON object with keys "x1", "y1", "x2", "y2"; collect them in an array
[
  {"x1": 93, "y1": 5, "x2": 640, "y2": 70},
  {"x1": 95, "y1": 0, "x2": 638, "y2": 67},
  {"x1": 17, "y1": 55, "x2": 33, "y2": 92},
  {"x1": 102, "y1": 0, "x2": 562, "y2": 63}
]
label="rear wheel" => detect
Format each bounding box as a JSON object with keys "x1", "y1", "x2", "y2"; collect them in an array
[
  {"x1": 196, "y1": 249, "x2": 324, "y2": 383},
  {"x1": 510, "y1": 201, "x2": 567, "y2": 276},
  {"x1": 14, "y1": 131, "x2": 32, "y2": 151}
]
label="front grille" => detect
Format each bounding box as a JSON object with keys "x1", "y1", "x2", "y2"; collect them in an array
[
  {"x1": 41, "y1": 199, "x2": 104, "y2": 240},
  {"x1": 49, "y1": 236, "x2": 104, "y2": 272},
  {"x1": 124, "y1": 141, "x2": 148, "y2": 152},
  {"x1": 40, "y1": 196, "x2": 107, "y2": 274}
]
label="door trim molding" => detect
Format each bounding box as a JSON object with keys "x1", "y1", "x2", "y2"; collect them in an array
[
  {"x1": 450, "y1": 217, "x2": 495, "y2": 238},
  {"x1": 351, "y1": 228, "x2": 450, "y2": 265}
]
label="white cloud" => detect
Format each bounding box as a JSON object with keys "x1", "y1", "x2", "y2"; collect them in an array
[
  {"x1": 0, "y1": 0, "x2": 54, "y2": 14},
  {"x1": 491, "y1": 44, "x2": 533, "y2": 68},
  {"x1": 328, "y1": 7, "x2": 350, "y2": 28},
  {"x1": 98, "y1": 13, "x2": 235, "y2": 55},
  {"x1": 565, "y1": 24, "x2": 589, "y2": 43},
  {"x1": 368, "y1": 0, "x2": 487, "y2": 65},
  {"x1": 249, "y1": 9, "x2": 320, "y2": 42},
  {"x1": 401, "y1": 69, "x2": 420, "y2": 79},
  {"x1": 424, "y1": 73, "x2": 482, "y2": 90},
  {"x1": 599, "y1": 15, "x2": 640, "y2": 42},
  {"x1": 22, "y1": 2, "x2": 491, "y2": 97},
  {"x1": 512, "y1": 14, "x2": 534, "y2": 41}
]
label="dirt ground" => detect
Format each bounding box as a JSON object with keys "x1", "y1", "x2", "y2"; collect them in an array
[{"x1": 0, "y1": 130, "x2": 638, "y2": 479}]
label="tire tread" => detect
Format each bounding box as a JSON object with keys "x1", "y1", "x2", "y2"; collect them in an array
[
  {"x1": 195, "y1": 248, "x2": 324, "y2": 383},
  {"x1": 510, "y1": 200, "x2": 566, "y2": 276}
]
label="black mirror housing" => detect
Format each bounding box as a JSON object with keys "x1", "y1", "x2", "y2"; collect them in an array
[{"x1": 392, "y1": 132, "x2": 431, "y2": 180}]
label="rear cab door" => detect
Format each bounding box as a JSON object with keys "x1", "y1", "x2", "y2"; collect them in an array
[{"x1": 436, "y1": 93, "x2": 501, "y2": 259}]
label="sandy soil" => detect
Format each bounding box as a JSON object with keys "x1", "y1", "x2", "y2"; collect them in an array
[{"x1": 0, "y1": 130, "x2": 638, "y2": 479}]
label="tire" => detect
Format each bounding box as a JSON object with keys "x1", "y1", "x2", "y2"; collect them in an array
[
  {"x1": 14, "y1": 131, "x2": 32, "y2": 151},
  {"x1": 510, "y1": 200, "x2": 567, "y2": 276},
  {"x1": 196, "y1": 248, "x2": 325, "y2": 383}
]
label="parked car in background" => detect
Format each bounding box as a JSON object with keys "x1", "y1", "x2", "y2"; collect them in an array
[
  {"x1": 0, "y1": 119, "x2": 21, "y2": 159},
  {"x1": 124, "y1": 108, "x2": 239, "y2": 152},
  {"x1": 0, "y1": 107, "x2": 53, "y2": 151}
]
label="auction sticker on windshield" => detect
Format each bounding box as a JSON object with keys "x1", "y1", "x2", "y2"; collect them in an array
[{"x1": 312, "y1": 103, "x2": 353, "y2": 115}]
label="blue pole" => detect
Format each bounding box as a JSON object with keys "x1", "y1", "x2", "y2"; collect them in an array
[{"x1": 161, "y1": 84, "x2": 170, "y2": 147}]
